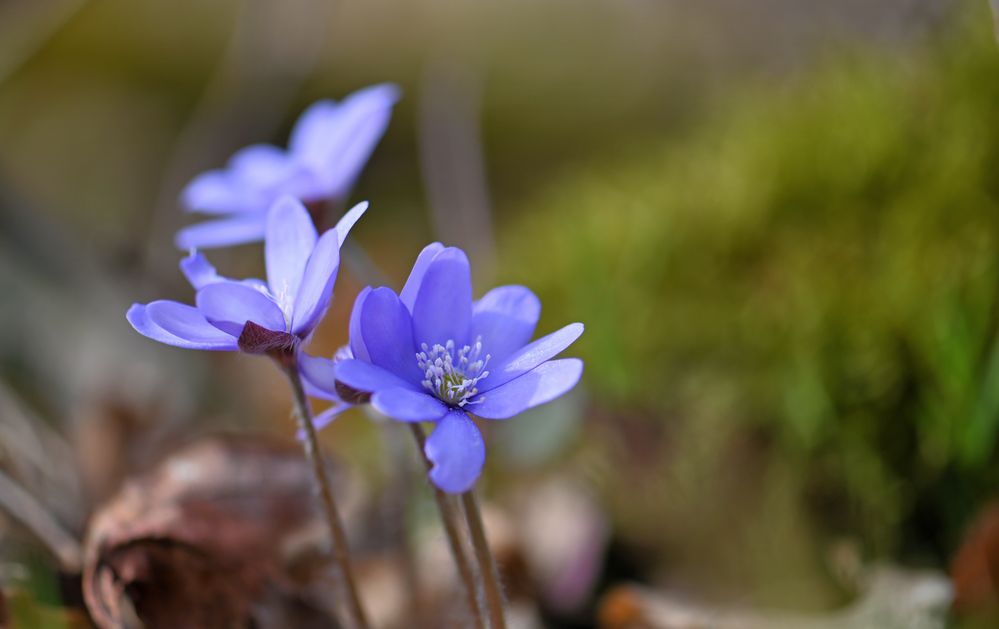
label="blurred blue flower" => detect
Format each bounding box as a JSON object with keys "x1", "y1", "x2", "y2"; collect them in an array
[
  {"x1": 302, "y1": 243, "x2": 584, "y2": 493},
  {"x1": 128, "y1": 196, "x2": 365, "y2": 356},
  {"x1": 176, "y1": 84, "x2": 399, "y2": 250}
]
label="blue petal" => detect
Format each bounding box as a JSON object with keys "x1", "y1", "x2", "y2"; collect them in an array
[
  {"x1": 471, "y1": 286, "x2": 541, "y2": 363},
  {"x1": 179, "y1": 252, "x2": 268, "y2": 293},
  {"x1": 348, "y1": 287, "x2": 372, "y2": 362},
  {"x1": 334, "y1": 201, "x2": 368, "y2": 247},
  {"x1": 229, "y1": 144, "x2": 294, "y2": 188},
  {"x1": 290, "y1": 85, "x2": 401, "y2": 196},
  {"x1": 371, "y1": 388, "x2": 448, "y2": 422},
  {"x1": 179, "y1": 252, "x2": 223, "y2": 290},
  {"x1": 335, "y1": 359, "x2": 422, "y2": 393},
  {"x1": 288, "y1": 100, "x2": 339, "y2": 162},
  {"x1": 304, "y1": 378, "x2": 340, "y2": 402},
  {"x1": 359, "y1": 287, "x2": 424, "y2": 383},
  {"x1": 399, "y1": 242, "x2": 444, "y2": 312},
  {"x1": 181, "y1": 170, "x2": 248, "y2": 214},
  {"x1": 311, "y1": 404, "x2": 351, "y2": 432},
  {"x1": 425, "y1": 410, "x2": 486, "y2": 494},
  {"x1": 294, "y1": 403, "x2": 352, "y2": 440},
  {"x1": 480, "y1": 322, "x2": 584, "y2": 392},
  {"x1": 298, "y1": 352, "x2": 338, "y2": 393},
  {"x1": 321, "y1": 84, "x2": 401, "y2": 196},
  {"x1": 411, "y1": 247, "x2": 472, "y2": 347},
  {"x1": 127, "y1": 303, "x2": 238, "y2": 351},
  {"x1": 265, "y1": 196, "x2": 318, "y2": 312},
  {"x1": 181, "y1": 145, "x2": 294, "y2": 216},
  {"x1": 144, "y1": 301, "x2": 240, "y2": 348},
  {"x1": 290, "y1": 229, "x2": 340, "y2": 336},
  {"x1": 472, "y1": 359, "x2": 583, "y2": 420},
  {"x1": 195, "y1": 283, "x2": 286, "y2": 336},
  {"x1": 175, "y1": 215, "x2": 267, "y2": 250}
]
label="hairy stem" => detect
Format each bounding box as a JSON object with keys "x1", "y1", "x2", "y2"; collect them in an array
[
  {"x1": 409, "y1": 423, "x2": 485, "y2": 629},
  {"x1": 284, "y1": 364, "x2": 370, "y2": 629},
  {"x1": 382, "y1": 423, "x2": 424, "y2": 624},
  {"x1": 461, "y1": 490, "x2": 506, "y2": 629}
]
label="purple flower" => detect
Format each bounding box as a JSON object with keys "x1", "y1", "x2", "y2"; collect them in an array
[
  {"x1": 302, "y1": 243, "x2": 584, "y2": 493},
  {"x1": 176, "y1": 84, "x2": 399, "y2": 250},
  {"x1": 128, "y1": 196, "x2": 366, "y2": 355}
]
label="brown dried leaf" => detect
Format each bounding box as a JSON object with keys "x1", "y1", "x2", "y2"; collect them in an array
[
  {"x1": 82, "y1": 435, "x2": 336, "y2": 629},
  {"x1": 951, "y1": 502, "x2": 999, "y2": 618}
]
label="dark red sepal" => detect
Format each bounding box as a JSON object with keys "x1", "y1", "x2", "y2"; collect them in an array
[
  {"x1": 334, "y1": 381, "x2": 371, "y2": 405},
  {"x1": 237, "y1": 321, "x2": 299, "y2": 366}
]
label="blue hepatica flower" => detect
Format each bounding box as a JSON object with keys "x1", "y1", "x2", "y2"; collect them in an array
[
  {"x1": 176, "y1": 83, "x2": 399, "y2": 250},
  {"x1": 301, "y1": 243, "x2": 584, "y2": 493},
  {"x1": 128, "y1": 196, "x2": 366, "y2": 355}
]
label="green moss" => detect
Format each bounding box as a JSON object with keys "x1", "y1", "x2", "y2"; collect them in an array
[{"x1": 499, "y1": 4, "x2": 999, "y2": 560}]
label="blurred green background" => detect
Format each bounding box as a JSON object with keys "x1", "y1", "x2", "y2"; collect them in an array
[{"x1": 1, "y1": 0, "x2": 997, "y2": 622}]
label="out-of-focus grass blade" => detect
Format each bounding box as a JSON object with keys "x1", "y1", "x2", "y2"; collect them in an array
[{"x1": 0, "y1": 0, "x2": 89, "y2": 87}]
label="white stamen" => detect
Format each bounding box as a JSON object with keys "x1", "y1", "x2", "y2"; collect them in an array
[{"x1": 415, "y1": 335, "x2": 491, "y2": 407}]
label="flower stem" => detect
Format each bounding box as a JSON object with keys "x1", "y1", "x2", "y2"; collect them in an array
[
  {"x1": 409, "y1": 423, "x2": 485, "y2": 629},
  {"x1": 382, "y1": 423, "x2": 425, "y2": 624},
  {"x1": 461, "y1": 490, "x2": 506, "y2": 629},
  {"x1": 283, "y1": 364, "x2": 370, "y2": 629}
]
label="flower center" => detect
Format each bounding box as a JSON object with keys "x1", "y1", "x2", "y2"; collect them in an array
[{"x1": 416, "y1": 337, "x2": 491, "y2": 407}]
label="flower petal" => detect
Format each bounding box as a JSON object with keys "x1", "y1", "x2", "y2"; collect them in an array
[
  {"x1": 181, "y1": 145, "x2": 296, "y2": 215},
  {"x1": 304, "y1": 378, "x2": 340, "y2": 402},
  {"x1": 399, "y1": 242, "x2": 444, "y2": 312},
  {"x1": 290, "y1": 85, "x2": 401, "y2": 196},
  {"x1": 322, "y1": 84, "x2": 401, "y2": 196},
  {"x1": 359, "y1": 287, "x2": 424, "y2": 383},
  {"x1": 371, "y1": 388, "x2": 448, "y2": 422},
  {"x1": 290, "y1": 229, "x2": 340, "y2": 336},
  {"x1": 181, "y1": 170, "x2": 247, "y2": 214},
  {"x1": 195, "y1": 283, "x2": 286, "y2": 336},
  {"x1": 229, "y1": 144, "x2": 294, "y2": 188},
  {"x1": 411, "y1": 247, "x2": 472, "y2": 346},
  {"x1": 288, "y1": 100, "x2": 339, "y2": 161},
  {"x1": 294, "y1": 403, "x2": 352, "y2": 440},
  {"x1": 175, "y1": 215, "x2": 267, "y2": 250},
  {"x1": 472, "y1": 358, "x2": 583, "y2": 420},
  {"x1": 179, "y1": 252, "x2": 223, "y2": 290},
  {"x1": 471, "y1": 285, "x2": 541, "y2": 362},
  {"x1": 299, "y1": 352, "x2": 338, "y2": 393},
  {"x1": 334, "y1": 201, "x2": 368, "y2": 247},
  {"x1": 311, "y1": 404, "x2": 351, "y2": 432},
  {"x1": 480, "y1": 322, "x2": 584, "y2": 392},
  {"x1": 348, "y1": 286, "x2": 372, "y2": 362},
  {"x1": 127, "y1": 303, "x2": 238, "y2": 351},
  {"x1": 144, "y1": 301, "x2": 240, "y2": 348},
  {"x1": 179, "y1": 252, "x2": 269, "y2": 294},
  {"x1": 266, "y1": 196, "x2": 318, "y2": 311},
  {"x1": 335, "y1": 359, "x2": 421, "y2": 393},
  {"x1": 425, "y1": 410, "x2": 486, "y2": 494}
]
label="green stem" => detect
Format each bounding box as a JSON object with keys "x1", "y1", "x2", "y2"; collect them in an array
[
  {"x1": 284, "y1": 364, "x2": 370, "y2": 629},
  {"x1": 410, "y1": 424, "x2": 485, "y2": 629},
  {"x1": 461, "y1": 490, "x2": 506, "y2": 629}
]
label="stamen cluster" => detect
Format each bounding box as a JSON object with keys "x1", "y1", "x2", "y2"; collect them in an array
[{"x1": 416, "y1": 336, "x2": 491, "y2": 407}]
